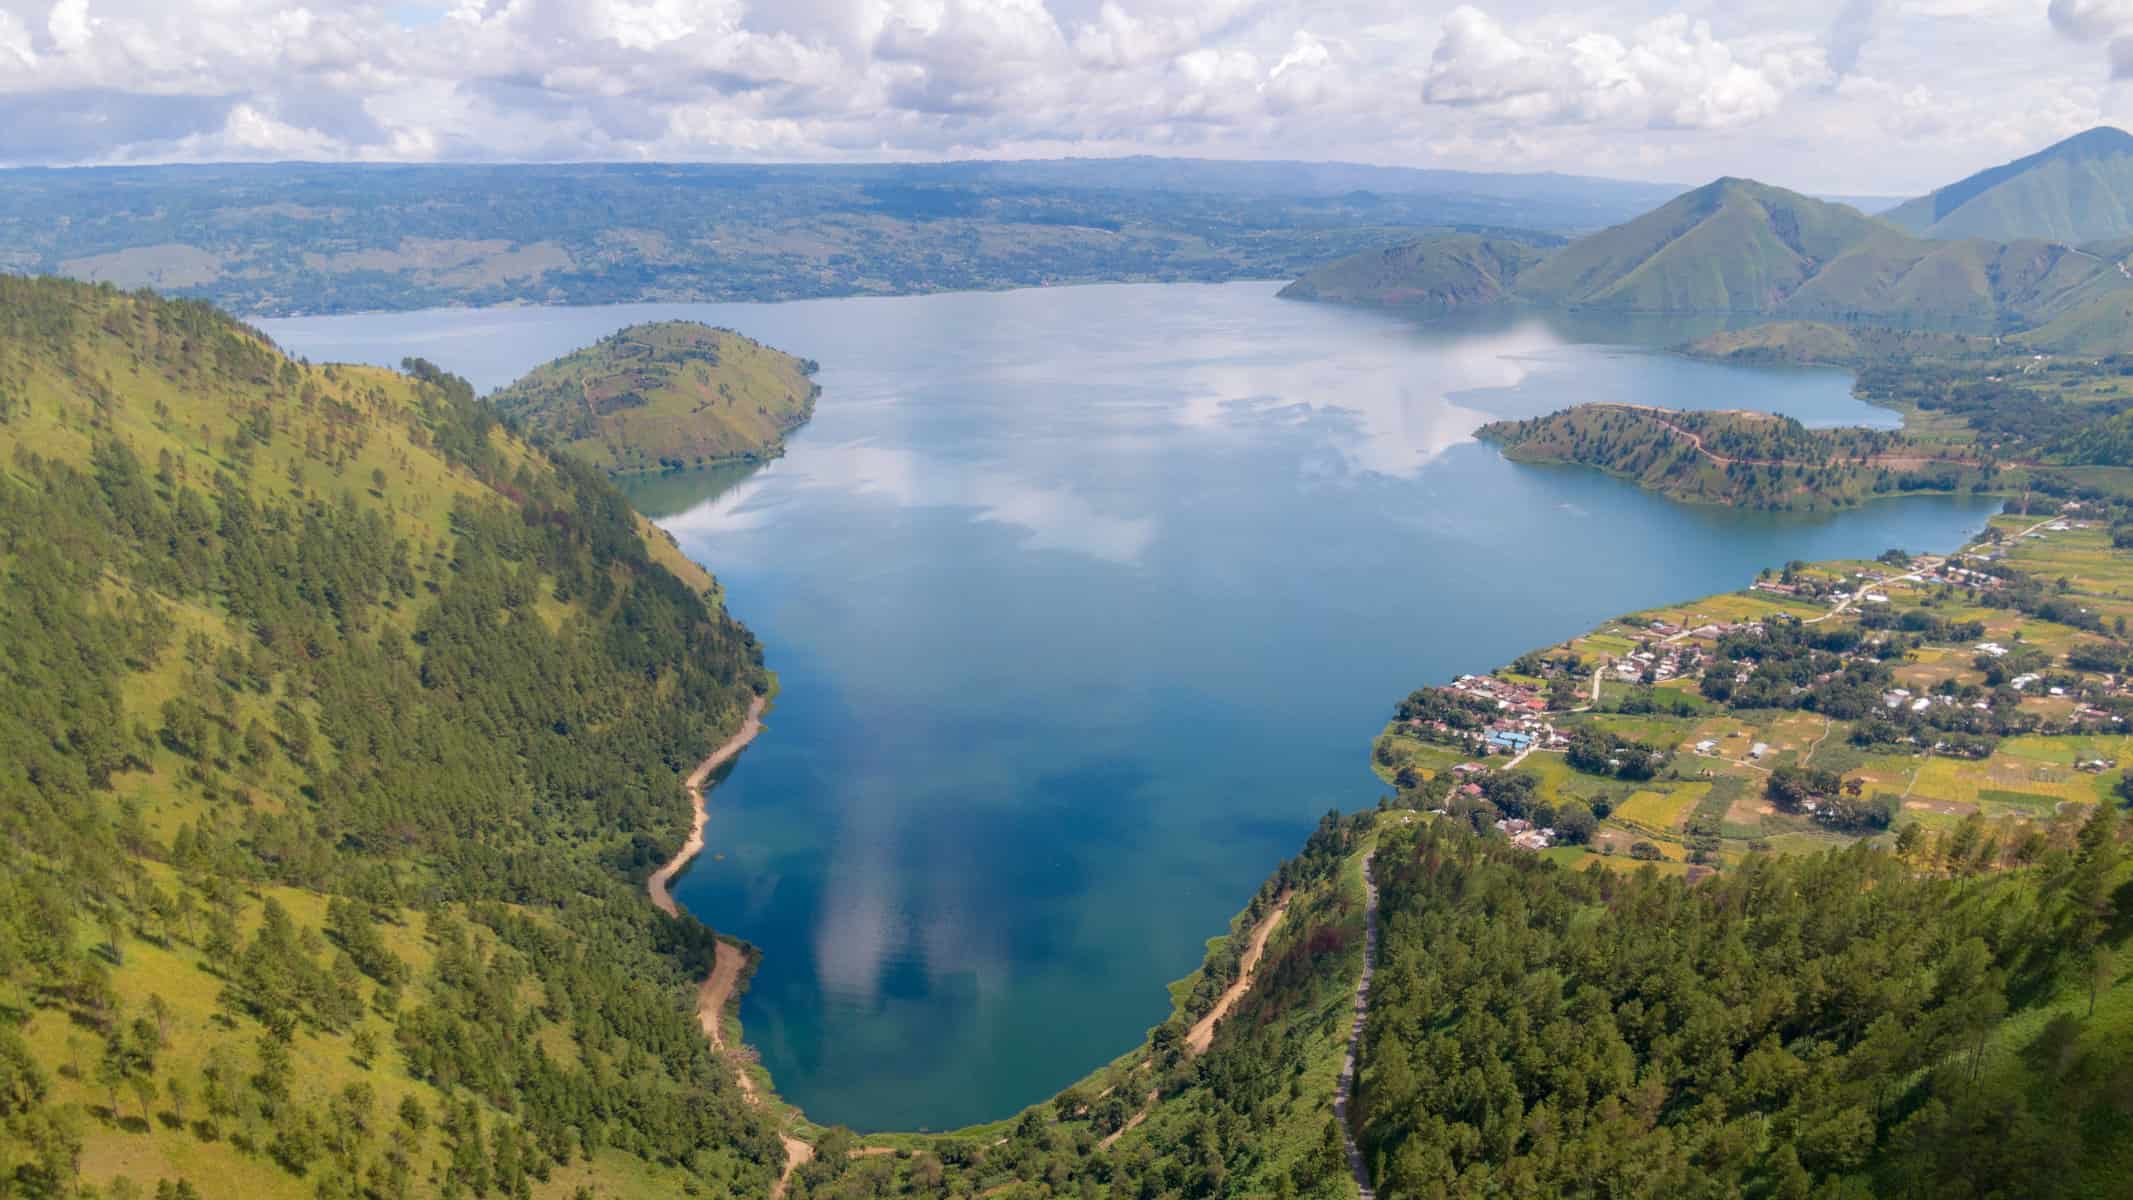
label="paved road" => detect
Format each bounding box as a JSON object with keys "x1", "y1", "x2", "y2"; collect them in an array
[{"x1": 1335, "y1": 854, "x2": 1381, "y2": 1198}]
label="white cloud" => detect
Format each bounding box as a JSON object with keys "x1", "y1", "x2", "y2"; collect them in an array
[
  {"x1": 0, "y1": 0, "x2": 2114, "y2": 192},
  {"x1": 1422, "y1": 6, "x2": 1827, "y2": 131}
]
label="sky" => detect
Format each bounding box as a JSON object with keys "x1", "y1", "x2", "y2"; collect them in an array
[{"x1": 0, "y1": 0, "x2": 2124, "y2": 194}]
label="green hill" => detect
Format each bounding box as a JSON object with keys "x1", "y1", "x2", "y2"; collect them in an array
[
  {"x1": 0, "y1": 277, "x2": 782, "y2": 1198},
  {"x1": 1513, "y1": 178, "x2": 1889, "y2": 311},
  {"x1": 1886, "y1": 126, "x2": 2133, "y2": 243},
  {"x1": 1273, "y1": 234, "x2": 1548, "y2": 309},
  {"x1": 490, "y1": 321, "x2": 819, "y2": 475},
  {"x1": 1475, "y1": 403, "x2": 1987, "y2": 509},
  {"x1": 1285, "y1": 172, "x2": 2133, "y2": 342}
]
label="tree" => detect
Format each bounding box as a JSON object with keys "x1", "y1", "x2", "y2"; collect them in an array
[
  {"x1": 2065, "y1": 803, "x2": 2122, "y2": 1016},
  {"x1": 1554, "y1": 800, "x2": 1597, "y2": 845}
]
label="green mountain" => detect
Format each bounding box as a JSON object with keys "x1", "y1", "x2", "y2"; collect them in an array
[
  {"x1": 1285, "y1": 175, "x2": 2133, "y2": 343},
  {"x1": 0, "y1": 276, "x2": 782, "y2": 1197},
  {"x1": 1885, "y1": 126, "x2": 2133, "y2": 243},
  {"x1": 490, "y1": 321, "x2": 819, "y2": 475},
  {"x1": 1513, "y1": 178, "x2": 1888, "y2": 311},
  {"x1": 1273, "y1": 234, "x2": 1548, "y2": 309}
]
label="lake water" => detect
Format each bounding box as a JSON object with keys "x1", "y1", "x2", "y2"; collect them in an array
[{"x1": 263, "y1": 282, "x2": 1997, "y2": 1133}]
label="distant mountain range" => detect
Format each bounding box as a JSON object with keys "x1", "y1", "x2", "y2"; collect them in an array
[
  {"x1": 1885, "y1": 126, "x2": 2133, "y2": 243},
  {"x1": 1283, "y1": 133, "x2": 2133, "y2": 353},
  {"x1": 0, "y1": 158, "x2": 1693, "y2": 316}
]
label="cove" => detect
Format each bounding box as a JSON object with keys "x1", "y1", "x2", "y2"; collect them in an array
[{"x1": 263, "y1": 281, "x2": 1999, "y2": 1133}]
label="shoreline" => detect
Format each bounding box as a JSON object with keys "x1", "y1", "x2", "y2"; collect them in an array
[
  {"x1": 647, "y1": 692, "x2": 767, "y2": 918},
  {"x1": 643, "y1": 694, "x2": 812, "y2": 1190}
]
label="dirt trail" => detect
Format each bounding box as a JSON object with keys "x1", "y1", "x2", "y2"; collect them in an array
[
  {"x1": 648, "y1": 694, "x2": 767, "y2": 918},
  {"x1": 1097, "y1": 895, "x2": 1292, "y2": 1151},
  {"x1": 1335, "y1": 856, "x2": 1381, "y2": 1199},
  {"x1": 773, "y1": 1137, "x2": 814, "y2": 1199},
  {"x1": 643, "y1": 696, "x2": 804, "y2": 1194},
  {"x1": 1185, "y1": 895, "x2": 1291, "y2": 1055},
  {"x1": 1592, "y1": 403, "x2": 1991, "y2": 471}
]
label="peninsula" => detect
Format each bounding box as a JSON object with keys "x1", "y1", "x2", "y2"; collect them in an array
[{"x1": 490, "y1": 320, "x2": 820, "y2": 474}]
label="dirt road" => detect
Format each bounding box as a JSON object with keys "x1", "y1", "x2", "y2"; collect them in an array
[{"x1": 1335, "y1": 856, "x2": 1381, "y2": 1198}]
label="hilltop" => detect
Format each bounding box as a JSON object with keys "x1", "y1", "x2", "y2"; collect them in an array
[
  {"x1": 1284, "y1": 171, "x2": 2133, "y2": 349},
  {"x1": 1273, "y1": 233, "x2": 1550, "y2": 310},
  {"x1": 1886, "y1": 126, "x2": 2133, "y2": 243},
  {"x1": 0, "y1": 277, "x2": 784, "y2": 1197},
  {"x1": 490, "y1": 321, "x2": 820, "y2": 474}
]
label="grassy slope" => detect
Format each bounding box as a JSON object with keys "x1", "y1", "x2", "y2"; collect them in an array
[
  {"x1": 1515, "y1": 179, "x2": 1886, "y2": 312},
  {"x1": 1275, "y1": 234, "x2": 1548, "y2": 308},
  {"x1": 1885, "y1": 127, "x2": 2133, "y2": 243},
  {"x1": 490, "y1": 321, "x2": 819, "y2": 475},
  {"x1": 0, "y1": 279, "x2": 774, "y2": 1197}
]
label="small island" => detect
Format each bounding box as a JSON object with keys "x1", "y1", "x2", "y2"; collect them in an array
[
  {"x1": 1477, "y1": 403, "x2": 1998, "y2": 510},
  {"x1": 490, "y1": 320, "x2": 820, "y2": 475}
]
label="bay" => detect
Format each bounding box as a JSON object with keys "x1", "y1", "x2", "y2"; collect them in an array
[{"x1": 263, "y1": 281, "x2": 1998, "y2": 1133}]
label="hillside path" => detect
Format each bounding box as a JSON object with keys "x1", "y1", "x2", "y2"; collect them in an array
[
  {"x1": 1098, "y1": 894, "x2": 1293, "y2": 1151},
  {"x1": 1336, "y1": 855, "x2": 1380, "y2": 1199},
  {"x1": 1185, "y1": 894, "x2": 1291, "y2": 1054}
]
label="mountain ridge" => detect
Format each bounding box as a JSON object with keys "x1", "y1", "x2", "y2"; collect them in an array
[
  {"x1": 1283, "y1": 168, "x2": 2133, "y2": 349},
  {"x1": 1885, "y1": 125, "x2": 2133, "y2": 243}
]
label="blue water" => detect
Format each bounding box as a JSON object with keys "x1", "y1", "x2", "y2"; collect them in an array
[{"x1": 263, "y1": 282, "x2": 1997, "y2": 1133}]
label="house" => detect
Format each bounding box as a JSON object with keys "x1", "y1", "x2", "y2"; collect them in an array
[
  {"x1": 1750, "y1": 742, "x2": 1769, "y2": 759},
  {"x1": 1486, "y1": 730, "x2": 1534, "y2": 752}
]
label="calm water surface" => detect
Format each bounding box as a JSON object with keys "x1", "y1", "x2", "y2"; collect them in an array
[{"x1": 264, "y1": 283, "x2": 1997, "y2": 1132}]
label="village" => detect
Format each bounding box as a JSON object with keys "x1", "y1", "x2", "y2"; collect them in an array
[{"x1": 1375, "y1": 510, "x2": 2133, "y2": 875}]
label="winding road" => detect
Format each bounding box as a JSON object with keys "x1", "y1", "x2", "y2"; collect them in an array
[{"x1": 1335, "y1": 854, "x2": 1380, "y2": 1199}]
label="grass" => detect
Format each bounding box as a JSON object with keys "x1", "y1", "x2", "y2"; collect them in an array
[{"x1": 1614, "y1": 783, "x2": 1706, "y2": 832}]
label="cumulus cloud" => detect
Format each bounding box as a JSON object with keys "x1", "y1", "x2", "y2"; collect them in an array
[
  {"x1": 1422, "y1": 6, "x2": 1827, "y2": 130},
  {"x1": 0, "y1": 0, "x2": 2114, "y2": 192},
  {"x1": 2049, "y1": 0, "x2": 2133, "y2": 77}
]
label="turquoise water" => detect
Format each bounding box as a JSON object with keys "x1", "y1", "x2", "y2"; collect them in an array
[{"x1": 264, "y1": 282, "x2": 1997, "y2": 1133}]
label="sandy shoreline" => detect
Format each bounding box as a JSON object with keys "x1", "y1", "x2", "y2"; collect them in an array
[
  {"x1": 645, "y1": 694, "x2": 802, "y2": 1189},
  {"x1": 648, "y1": 693, "x2": 767, "y2": 918}
]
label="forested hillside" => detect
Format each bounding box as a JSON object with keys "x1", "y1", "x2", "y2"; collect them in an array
[
  {"x1": 0, "y1": 277, "x2": 782, "y2": 1197},
  {"x1": 490, "y1": 322, "x2": 819, "y2": 476},
  {"x1": 1357, "y1": 816, "x2": 2133, "y2": 1198},
  {"x1": 1476, "y1": 405, "x2": 1994, "y2": 510}
]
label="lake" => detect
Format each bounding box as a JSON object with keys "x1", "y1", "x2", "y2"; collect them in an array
[{"x1": 263, "y1": 282, "x2": 1998, "y2": 1132}]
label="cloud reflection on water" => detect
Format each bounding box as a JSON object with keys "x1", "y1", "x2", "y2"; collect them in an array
[{"x1": 664, "y1": 438, "x2": 1157, "y2": 566}]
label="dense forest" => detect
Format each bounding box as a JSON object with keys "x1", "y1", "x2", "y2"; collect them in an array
[
  {"x1": 0, "y1": 276, "x2": 781, "y2": 1196},
  {"x1": 1355, "y1": 816, "x2": 2133, "y2": 1198}
]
